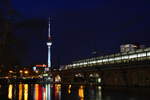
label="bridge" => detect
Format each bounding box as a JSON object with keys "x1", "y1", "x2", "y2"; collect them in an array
[{"x1": 52, "y1": 47, "x2": 150, "y2": 87}]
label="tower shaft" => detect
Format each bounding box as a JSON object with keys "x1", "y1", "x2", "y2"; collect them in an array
[
  {"x1": 47, "y1": 45, "x2": 51, "y2": 67},
  {"x1": 47, "y1": 17, "x2": 52, "y2": 68}
]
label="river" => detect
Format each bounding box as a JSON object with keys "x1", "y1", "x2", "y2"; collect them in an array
[{"x1": 0, "y1": 83, "x2": 150, "y2": 100}]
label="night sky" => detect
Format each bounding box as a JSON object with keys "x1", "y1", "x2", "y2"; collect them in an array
[{"x1": 6, "y1": 0, "x2": 150, "y2": 66}]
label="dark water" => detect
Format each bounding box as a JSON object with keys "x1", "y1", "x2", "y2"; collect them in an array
[{"x1": 0, "y1": 83, "x2": 150, "y2": 100}]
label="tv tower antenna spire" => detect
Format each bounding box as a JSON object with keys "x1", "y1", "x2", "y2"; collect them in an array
[
  {"x1": 47, "y1": 17, "x2": 52, "y2": 68},
  {"x1": 48, "y1": 17, "x2": 51, "y2": 40}
]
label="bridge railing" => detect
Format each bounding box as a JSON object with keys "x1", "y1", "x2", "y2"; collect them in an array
[{"x1": 61, "y1": 47, "x2": 150, "y2": 70}]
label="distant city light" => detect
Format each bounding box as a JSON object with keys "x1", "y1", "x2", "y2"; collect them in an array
[
  {"x1": 24, "y1": 70, "x2": 29, "y2": 74},
  {"x1": 36, "y1": 64, "x2": 47, "y2": 67},
  {"x1": 9, "y1": 70, "x2": 13, "y2": 73},
  {"x1": 20, "y1": 70, "x2": 23, "y2": 73},
  {"x1": 35, "y1": 71, "x2": 39, "y2": 73}
]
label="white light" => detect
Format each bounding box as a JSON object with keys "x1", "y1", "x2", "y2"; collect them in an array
[
  {"x1": 122, "y1": 56, "x2": 128, "y2": 59},
  {"x1": 47, "y1": 18, "x2": 52, "y2": 69},
  {"x1": 138, "y1": 53, "x2": 146, "y2": 57},
  {"x1": 47, "y1": 42, "x2": 52, "y2": 46},
  {"x1": 115, "y1": 57, "x2": 121, "y2": 60},
  {"x1": 89, "y1": 61, "x2": 93, "y2": 64},
  {"x1": 98, "y1": 86, "x2": 101, "y2": 90},
  {"x1": 129, "y1": 54, "x2": 137, "y2": 59},
  {"x1": 97, "y1": 60, "x2": 102, "y2": 63},
  {"x1": 93, "y1": 61, "x2": 96, "y2": 64},
  {"x1": 47, "y1": 42, "x2": 52, "y2": 68},
  {"x1": 43, "y1": 74, "x2": 48, "y2": 76},
  {"x1": 102, "y1": 59, "x2": 108, "y2": 62},
  {"x1": 109, "y1": 58, "x2": 114, "y2": 61},
  {"x1": 98, "y1": 78, "x2": 101, "y2": 83},
  {"x1": 33, "y1": 67, "x2": 36, "y2": 71},
  {"x1": 147, "y1": 52, "x2": 150, "y2": 56},
  {"x1": 77, "y1": 63, "x2": 80, "y2": 66},
  {"x1": 73, "y1": 64, "x2": 76, "y2": 66},
  {"x1": 83, "y1": 62, "x2": 87, "y2": 65}
]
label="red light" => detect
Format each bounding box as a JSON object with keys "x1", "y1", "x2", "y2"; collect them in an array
[{"x1": 36, "y1": 64, "x2": 47, "y2": 67}]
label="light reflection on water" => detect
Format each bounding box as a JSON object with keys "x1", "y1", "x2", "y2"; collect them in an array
[
  {"x1": 34, "y1": 84, "x2": 52, "y2": 100},
  {"x1": 19, "y1": 84, "x2": 23, "y2": 100},
  {"x1": 8, "y1": 84, "x2": 13, "y2": 99},
  {"x1": 24, "y1": 84, "x2": 28, "y2": 100},
  {"x1": 54, "y1": 84, "x2": 61, "y2": 100},
  {"x1": 1, "y1": 84, "x2": 150, "y2": 100},
  {"x1": 78, "y1": 85, "x2": 84, "y2": 100}
]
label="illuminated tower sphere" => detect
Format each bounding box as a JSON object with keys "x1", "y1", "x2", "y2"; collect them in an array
[{"x1": 47, "y1": 17, "x2": 52, "y2": 68}]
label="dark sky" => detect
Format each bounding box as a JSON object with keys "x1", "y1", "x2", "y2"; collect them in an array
[{"x1": 10, "y1": 0, "x2": 150, "y2": 66}]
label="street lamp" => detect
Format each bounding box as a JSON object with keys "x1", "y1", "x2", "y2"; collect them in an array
[
  {"x1": 9, "y1": 70, "x2": 13, "y2": 73},
  {"x1": 35, "y1": 71, "x2": 39, "y2": 73},
  {"x1": 24, "y1": 70, "x2": 29, "y2": 74},
  {"x1": 20, "y1": 70, "x2": 23, "y2": 73}
]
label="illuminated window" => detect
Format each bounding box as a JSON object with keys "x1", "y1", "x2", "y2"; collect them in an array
[
  {"x1": 97, "y1": 60, "x2": 102, "y2": 63},
  {"x1": 102, "y1": 59, "x2": 108, "y2": 62},
  {"x1": 83, "y1": 62, "x2": 87, "y2": 65},
  {"x1": 109, "y1": 58, "x2": 114, "y2": 61},
  {"x1": 90, "y1": 61, "x2": 97, "y2": 64},
  {"x1": 147, "y1": 52, "x2": 150, "y2": 56},
  {"x1": 115, "y1": 57, "x2": 121, "y2": 60},
  {"x1": 80, "y1": 63, "x2": 84, "y2": 65},
  {"x1": 129, "y1": 54, "x2": 137, "y2": 59},
  {"x1": 138, "y1": 53, "x2": 146, "y2": 57},
  {"x1": 73, "y1": 64, "x2": 76, "y2": 67},
  {"x1": 122, "y1": 55, "x2": 128, "y2": 60}
]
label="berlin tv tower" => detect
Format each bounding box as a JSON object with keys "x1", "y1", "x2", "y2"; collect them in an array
[{"x1": 47, "y1": 17, "x2": 52, "y2": 68}]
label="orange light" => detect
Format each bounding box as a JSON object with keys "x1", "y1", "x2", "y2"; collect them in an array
[
  {"x1": 20, "y1": 70, "x2": 23, "y2": 73},
  {"x1": 36, "y1": 64, "x2": 47, "y2": 67},
  {"x1": 24, "y1": 70, "x2": 29, "y2": 74},
  {"x1": 34, "y1": 84, "x2": 39, "y2": 100},
  {"x1": 24, "y1": 84, "x2": 28, "y2": 100},
  {"x1": 19, "y1": 84, "x2": 23, "y2": 100},
  {"x1": 8, "y1": 84, "x2": 13, "y2": 99},
  {"x1": 78, "y1": 85, "x2": 84, "y2": 100},
  {"x1": 68, "y1": 85, "x2": 71, "y2": 94},
  {"x1": 35, "y1": 71, "x2": 39, "y2": 73},
  {"x1": 55, "y1": 84, "x2": 61, "y2": 94},
  {"x1": 9, "y1": 70, "x2": 13, "y2": 73}
]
